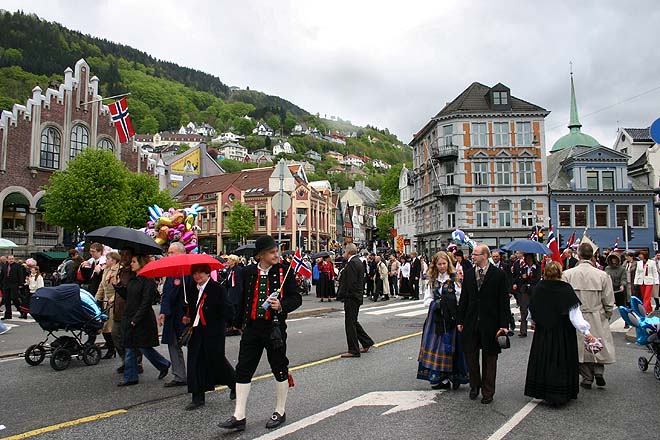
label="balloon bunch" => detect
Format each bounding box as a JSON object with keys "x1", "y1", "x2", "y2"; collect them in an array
[
  {"x1": 76, "y1": 241, "x2": 85, "y2": 254},
  {"x1": 619, "y1": 296, "x2": 660, "y2": 346},
  {"x1": 143, "y1": 204, "x2": 204, "y2": 253},
  {"x1": 451, "y1": 228, "x2": 478, "y2": 250}
]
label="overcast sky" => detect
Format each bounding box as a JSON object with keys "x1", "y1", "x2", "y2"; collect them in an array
[{"x1": 4, "y1": 0, "x2": 660, "y2": 148}]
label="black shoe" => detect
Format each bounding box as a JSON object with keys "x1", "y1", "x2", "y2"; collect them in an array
[
  {"x1": 1, "y1": 316, "x2": 10, "y2": 320},
  {"x1": 229, "y1": 388, "x2": 236, "y2": 400},
  {"x1": 452, "y1": 381, "x2": 461, "y2": 390},
  {"x1": 518, "y1": 333, "x2": 527, "y2": 338},
  {"x1": 265, "y1": 412, "x2": 286, "y2": 429},
  {"x1": 382, "y1": 296, "x2": 389, "y2": 301},
  {"x1": 185, "y1": 402, "x2": 205, "y2": 411},
  {"x1": 507, "y1": 330, "x2": 514, "y2": 337},
  {"x1": 102, "y1": 349, "x2": 116, "y2": 360},
  {"x1": 469, "y1": 387, "x2": 480, "y2": 400},
  {"x1": 116, "y1": 365, "x2": 125, "y2": 374},
  {"x1": 580, "y1": 382, "x2": 592, "y2": 390},
  {"x1": 481, "y1": 396, "x2": 493, "y2": 404},
  {"x1": 595, "y1": 375, "x2": 606, "y2": 387},
  {"x1": 164, "y1": 380, "x2": 187, "y2": 388},
  {"x1": 431, "y1": 381, "x2": 450, "y2": 390},
  {"x1": 158, "y1": 366, "x2": 169, "y2": 380},
  {"x1": 138, "y1": 365, "x2": 144, "y2": 374},
  {"x1": 220, "y1": 416, "x2": 246, "y2": 431},
  {"x1": 117, "y1": 380, "x2": 138, "y2": 387}
]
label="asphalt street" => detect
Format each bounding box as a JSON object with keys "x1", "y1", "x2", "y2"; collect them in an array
[{"x1": 1, "y1": 295, "x2": 657, "y2": 440}]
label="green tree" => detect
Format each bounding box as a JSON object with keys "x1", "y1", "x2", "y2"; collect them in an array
[
  {"x1": 176, "y1": 143, "x2": 191, "y2": 154},
  {"x1": 283, "y1": 114, "x2": 296, "y2": 134},
  {"x1": 1, "y1": 47, "x2": 23, "y2": 65},
  {"x1": 42, "y1": 148, "x2": 130, "y2": 233},
  {"x1": 376, "y1": 212, "x2": 394, "y2": 242},
  {"x1": 124, "y1": 172, "x2": 178, "y2": 228},
  {"x1": 233, "y1": 117, "x2": 255, "y2": 136},
  {"x1": 266, "y1": 114, "x2": 281, "y2": 132},
  {"x1": 380, "y1": 163, "x2": 403, "y2": 207},
  {"x1": 140, "y1": 114, "x2": 159, "y2": 134},
  {"x1": 226, "y1": 200, "x2": 255, "y2": 244}
]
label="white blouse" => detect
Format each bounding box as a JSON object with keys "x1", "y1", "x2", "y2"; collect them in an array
[
  {"x1": 399, "y1": 262, "x2": 411, "y2": 279},
  {"x1": 527, "y1": 306, "x2": 591, "y2": 335},
  {"x1": 423, "y1": 273, "x2": 462, "y2": 307}
]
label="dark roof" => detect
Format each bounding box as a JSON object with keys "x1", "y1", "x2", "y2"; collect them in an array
[
  {"x1": 623, "y1": 128, "x2": 653, "y2": 143},
  {"x1": 434, "y1": 82, "x2": 548, "y2": 118}
]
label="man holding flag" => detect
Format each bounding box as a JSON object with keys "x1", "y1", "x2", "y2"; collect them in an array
[
  {"x1": 547, "y1": 223, "x2": 563, "y2": 267},
  {"x1": 220, "y1": 235, "x2": 302, "y2": 432}
]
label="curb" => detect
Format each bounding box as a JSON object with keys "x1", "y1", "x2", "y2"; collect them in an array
[{"x1": 289, "y1": 307, "x2": 341, "y2": 319}]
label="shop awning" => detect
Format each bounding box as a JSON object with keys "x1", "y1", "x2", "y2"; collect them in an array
[{"x1": 33, "y1": 251, "x2": 68, "y2": 260}]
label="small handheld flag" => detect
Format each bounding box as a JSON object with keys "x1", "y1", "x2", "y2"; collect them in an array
[
  {"x1": 108, "y1": 97, "x2": 135, "y2": 143},
  {"x1": 291, "y1": 249, "x2": 312, "y2": 279}
]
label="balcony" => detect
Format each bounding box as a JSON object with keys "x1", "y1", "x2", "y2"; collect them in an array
[
  {"x1": 433, "y1": 183, "x2": 459, "y2": 197},
  {"x1": 430, "y1": 144, "x2": 459, "y2": 161}
]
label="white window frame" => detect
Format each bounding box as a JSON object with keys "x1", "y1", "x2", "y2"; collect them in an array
[
  {"x1": 498, "y1": 200, "x2": 512, "y2": 227},
  {"x1": 442, "y1": 124, "x2": 453, "y2": 147},
  {"x1": 516, "y1": 121, "x2": 532, "y2": 146},
  {"x1": 518, "y1": 160, "x2": 534, "y2": 185},
  {"x1": 594, "y1": 205, "x2": 609, "y2": 228},
  {"x1": 632, "y1": 204, "x2": 647, "y2": 228},
  {"x1": 574, "y1": 204, "x2": 588, "y2": 228},
  {"x1": 558, "y1": 204, "x2": 571, "y2": 227},
  {"x1": 521, "y1": 199, "x2": 535, "y2": 227},
  {"x1": 493, "y1": 122, "x2": 509, "y2": 146},
  {"x1": 473, "y1": 162, "x2": 489, "y2": 186},
  {"x1": 496, "y1": 161, "x2": 511, "y2": 185},
  {"x1": 70, "y1": 124, "x2": 89, "y2": 160},
  {"x1": 493, "y1": 91, "x2": 508, "y2": 105},
  {"x1": 472, "y1": 123, "x2": 487, "y2": 147},
  {"x1": 476, "y1": 199, "x2": 489, "y2": 227}
]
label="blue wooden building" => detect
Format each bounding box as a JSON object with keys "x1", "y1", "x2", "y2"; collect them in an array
[{"x1": 548, "y1": 75, "x2": 655, "y2": 252}]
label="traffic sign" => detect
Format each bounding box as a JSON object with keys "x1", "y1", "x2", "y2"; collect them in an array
[{"x1": 651, "y1": 118, "x2": 660, "y2": 144}]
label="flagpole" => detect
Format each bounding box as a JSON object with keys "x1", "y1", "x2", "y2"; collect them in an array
[{"x1": 80, "y1": 92, "x2": 132, "y2": 106}]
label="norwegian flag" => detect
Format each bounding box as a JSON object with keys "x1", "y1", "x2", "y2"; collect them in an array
[
  {"x1": 547, "y1": 224, "x2": 562, "y2": 265},
  {"x1": 291, "y1": 249, "x2": 312, "y2": 279},
  {"x1": 613, "y1": 237, "x2": 620, "y2": 253},
  {"x1": 529, "y1": 228, "x2": 538, "y2": 241},
  {"x1": 564, "y1": 230, "x2": 576, "y2": 251},
  {"x1": 108, "y1": 97, "x2": 135, "y2": 143}
]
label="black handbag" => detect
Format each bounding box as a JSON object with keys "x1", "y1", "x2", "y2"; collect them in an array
[
  {"x1": 496, "y1": 329, "x2": 511, "y2": 349},
  {"x1": 178, "y1": 325, "x2": 193, "y2": 346}
]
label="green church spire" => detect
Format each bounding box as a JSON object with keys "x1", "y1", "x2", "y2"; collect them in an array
[{"x1": 568, "y1": 73, "x2": 582, "y2": 132}]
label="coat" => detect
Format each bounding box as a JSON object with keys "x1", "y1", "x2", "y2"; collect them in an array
[
  {"x1": 411, "y1": 258, "x2": 422, "y2": 282},
  {"x1": 186, "y1": 279, "x2": 234, "y2": 393},
  {"x1": 120, "y1": 275, "x2": 160, "y2": 348},
  {"x1": 159, "y1": 276, "x2": 189, "y2": 344},
  {"x1": 226, "y1": 265, "x2": 244, "y2": 306},
  {"x1": 456, "y1": 264, "x2": 510, "y2": 355},
  {"x1": 562, "y1": 260, "x2": 616, "y2": 364},
  {"x1": 95, "y1": 264, "x2": 119, "y2": 332},
  {"x1": 337, "y1": 255, "x2": 365, "y2": 304},
  {"x1": 633, "y1": 259, "x2": 659, "y2": 286},
  {"x1": 237, "y1": 262, "x2": 301, "y2": 331},
  {"x1": 378, "y1": 261, "x2": 390, "y2": 296}
]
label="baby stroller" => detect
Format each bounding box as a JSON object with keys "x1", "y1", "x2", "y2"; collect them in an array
[
  {"x1": 24, "y1": 284, "x2": 108, "y2": 371},
  {"x1": 618, "y1": 296, "x2": 660, "y2": 380}
]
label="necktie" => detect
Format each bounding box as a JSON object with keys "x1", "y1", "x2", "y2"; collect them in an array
[
  {"x1": 477, "y1": 268, "x2": 484, "y2": 289},
  {"x1": 193, "y1": 284, "x2": 204, "y2": 327}
]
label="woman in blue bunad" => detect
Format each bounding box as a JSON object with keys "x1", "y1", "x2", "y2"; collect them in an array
[{"x1": 417, "y1": 251, "x2": 469, "y2": 390}]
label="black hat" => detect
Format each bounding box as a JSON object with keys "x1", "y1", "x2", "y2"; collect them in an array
[{"x1": 255, "y1": 235, "x2": 277, "y2": 255}]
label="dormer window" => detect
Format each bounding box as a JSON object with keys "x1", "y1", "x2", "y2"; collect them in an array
[{"x1": 493, "y1": 91, "x2": 508, "y2": 105}]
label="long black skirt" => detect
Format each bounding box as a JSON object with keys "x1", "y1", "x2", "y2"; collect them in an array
[
  {"x1": 317, "y1": 272, "x2": 335, "y2": 298},
  {"x1": 187, "y1": 331, "x2": 236, "y2": 394},
  {"x1": 524, "y1": 316, "x2": 579, "y2": 405},
  {"x1": 399, "y1": 277, "x2": 413, "y2": 296}
]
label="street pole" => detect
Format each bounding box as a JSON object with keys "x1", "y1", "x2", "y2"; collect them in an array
[
  {"x1": 278, "y1": 169, "x2": 284, "y2": 249},
  {"x1": 624, "y1": 219, "x2": 629, "y2": 252}
]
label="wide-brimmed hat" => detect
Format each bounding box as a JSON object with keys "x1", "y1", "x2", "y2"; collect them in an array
[{"x1": 255, "y1": 235, "x2": 277, "y2": 254}]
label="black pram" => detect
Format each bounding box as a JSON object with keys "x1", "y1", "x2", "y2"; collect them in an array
[{"x1": 24, "y1": 284, "x2": 109, "y2": 371}]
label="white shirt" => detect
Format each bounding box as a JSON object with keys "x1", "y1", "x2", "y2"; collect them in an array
[
  {"x1": 193, "y1": 279, "x2": 210, "y2": 328},
  {"x1": 423, "y1": 273, "x2": 462, "y2": 307},
  {"x1": 399, "y1": 262, "x2": 411, "y2": 278},
  {"x1": 527, "y1": 306, "x2": 591, "y2": 335},
  {"x1": 258, "y1": 263, "x2": 273, "y2": 276}
]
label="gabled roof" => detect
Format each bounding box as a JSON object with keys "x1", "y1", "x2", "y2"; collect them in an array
[
  {"x1": 623, "y1": 128, "x2": 653, "y2": 143},
  {"x1": 547, "y1": 145, "x2": 633, "y2": 190},
  {"x1": 434, "y1": 82, "x2": 548, "y2": 118}
]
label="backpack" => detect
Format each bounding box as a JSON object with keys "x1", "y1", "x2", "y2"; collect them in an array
[{"x1": 57, "y1": 259, "x2": 72, "y2": 279}]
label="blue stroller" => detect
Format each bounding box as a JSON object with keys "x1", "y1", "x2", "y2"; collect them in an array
[
  {"x1": 24, "y1": 284, "x2": 108, "y2": 371},
  {"x1": 618, "y1": 296, "x2": 660, "y2": 381}
]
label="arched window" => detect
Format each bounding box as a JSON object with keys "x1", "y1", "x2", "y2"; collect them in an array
[
  {"x1": 70, "y1": 124, "x2": 89, "y2": 160},
  {"x1": 40, "y1": 127, "x2": 61, "y2": 169},
  {"x1": 2, "y1": 192, "x2": 30, "y2": 232},
  {"x1": 521, "y1": 199, "x2": 535, "y2": 227},
  {"x1": 35, "y1": 198, "x2": 57, "y2": 233},
  {"x1": 98, "y1": 137, "x2": 114, "y2": 151},
  {"x1": 476, "y1": 199, "x2": 489, "y2": 227},
  {"x1": 498, "y1": 199, "x2": 511, "y2": 227}
]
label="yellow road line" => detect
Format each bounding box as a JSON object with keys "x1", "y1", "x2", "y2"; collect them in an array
[
  {"x1": 2, "y1": 410, "x2": 127, "y2": 440},
  {"x1": 5, "y1": 331, "x2": 422, "y2": 439}
]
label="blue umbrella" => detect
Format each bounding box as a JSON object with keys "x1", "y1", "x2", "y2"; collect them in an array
[{"x1": 501, "y1": 240, "x2": 553, "y2": 255}]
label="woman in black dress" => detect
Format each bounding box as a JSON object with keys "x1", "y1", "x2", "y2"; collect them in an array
[{"x1": 524, "y1": 261, "x2": 595, "y2": 406}]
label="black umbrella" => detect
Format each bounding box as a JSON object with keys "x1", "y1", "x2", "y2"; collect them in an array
[
  {"x1": 86, "y1": 226, "x2": 163, "y2": 255},
  {"x1": 310, "y1": 251, "x2": 331, "y2": 259},
  {"x1": 232, "y1": 243, "x2": 256, "y2": 257},
  {"x1": 281, "y1": 250, "x2": 296, "y2": 257}
]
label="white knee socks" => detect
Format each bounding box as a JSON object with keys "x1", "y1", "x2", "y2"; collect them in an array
[
  {"x1": 233, "y1": 383, "x2": 251, "y2": 420},
  {"x1": 275, "y1": 379, "x2": 289, "y2": 415}
]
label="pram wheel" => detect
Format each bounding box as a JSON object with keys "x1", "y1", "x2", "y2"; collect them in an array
[
  {"x1": 50, "y1": 347, "x2": 72, "y2": 371},
  {"x1": 654, "y1": 363, "x2": 660, "y2": 381},
  {"x1": 638, "y1": 356, "x2": 649, "y2": 372},
  {"x1": 25, "y1": 344, "x2": 46, "y2": 366},
  {"x1": 82, "y1": 345, "x2": 101, "y2": 366}
]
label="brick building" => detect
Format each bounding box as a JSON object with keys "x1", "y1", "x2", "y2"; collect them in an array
[{"x1": 0, "y1": 58, "x2": 149, "y2": 254}]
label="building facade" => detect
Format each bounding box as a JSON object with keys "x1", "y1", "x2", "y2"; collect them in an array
[
  {"x1": 410, "y1": 82, "x2": 550, "y2": 256},
  {"x1": 0, "y1": 58, "x2": 149, "y2": 254},
  {"x1": 549, "y1": 76, "x2": 656, "y2": 252},
  {"x1": 339, "y1": 180, "x2": 380, "y2": 246},
  {"x1": 392, "y1": 165, "x2": 416, "y2": 254}
]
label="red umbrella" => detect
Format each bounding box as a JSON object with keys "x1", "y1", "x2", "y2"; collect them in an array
[{"x1": 138, "y1": 253, "x2": 224, "y2": 278}]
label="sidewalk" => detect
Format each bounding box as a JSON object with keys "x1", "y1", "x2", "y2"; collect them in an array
[{"x1": 0, "y1": 287, "x2": 396, "y2": 358}]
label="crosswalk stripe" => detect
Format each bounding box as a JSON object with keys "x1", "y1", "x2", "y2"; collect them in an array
[
  {"x1": 364, "y1": 300, "x2": 424, "y2": 311},
  {"x1": 366, "y1": 303, "x2": 426, "y2": 315},
  {"x1": 396, "y1": 309, "x2": 429, "y2": 317}
]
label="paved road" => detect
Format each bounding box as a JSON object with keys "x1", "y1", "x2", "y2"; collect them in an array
[{"x1": 1, "y1": 297, "x2": 654, "y2": 439}]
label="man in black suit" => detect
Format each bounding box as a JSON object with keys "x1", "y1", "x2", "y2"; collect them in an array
[
  {"x1": 2, "y1": 255, "x2": 24, "y2": 320},
  {"x1": 457, "y1": 245, "x2": 510, "y2": 405},
  {"x1": 221, "y1": 235, "x2": 301, "y2": 432},
  {"x1": 410, "y1": 251, "x2": 422, "y2": 300},
  {"x1": 562, "y1": 249, "x2": 578, "y2": 270},
  {"x1": 337, "y1": 243, "x2": 374, "y2": 358},
  {"x1": 367, "y1": 253, "x2": 378, "y2": 301}
]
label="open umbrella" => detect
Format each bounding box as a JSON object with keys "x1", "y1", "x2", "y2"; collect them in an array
[
  {"x1": 232, "y1": 243, "x2": 256, "y2": 257},
  {"x1": 501, "y1": 240, "x2": 553, "y2": 255},
  {"x1": 281, "y1": 250, "x2": 296, "y2": 257},
  {"x1": 138, "y1": 253, "x2": 224, "y2": 278},
  {"x1": 86, "y1": 226, "x2": 163, "y2": 255},
  {"x1": 310, "y1": 251, "x2": 331, "y2": 259},
  {"x1": 0, "y1": 238, "x2": 17, "y2": 249}
]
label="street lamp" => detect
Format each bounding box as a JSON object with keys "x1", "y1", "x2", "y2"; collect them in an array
[{"x1": 296, "y1": 212, "x2": 307, "y2": 251}]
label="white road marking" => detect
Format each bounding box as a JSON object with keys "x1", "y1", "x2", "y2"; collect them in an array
[
  {"x1": 0, "y1": 424, "x2": 6, "y2": 430},
  {"x1": 366, "y1": 303, "x2": 426, "y2": 315},
  {"x1": 364, "y1": 300, "x2": 424, "y2": 311},
  {"x1": 396, "y1": 309, "x2": 430, "y2": 318},
  {"x1": 486, "y1": 400, "x2": 540, "y2": 440},
  {"x1": 252, "y1": 391, "x2": 440, "y2": 440}
]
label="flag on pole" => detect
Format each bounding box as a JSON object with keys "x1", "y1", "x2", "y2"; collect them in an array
[
  {"x1": 565, "y1": 230, "x2": 576, "y2": 251},
  {"x1": 547, "y1": 224, "x2": 562, "y2": 266},
  {"x1": 529, "y1": 227, "x2": 538, "y2": 241},
  {"x1": 291, "y1": 249, "x2": 312, "y2": 278},
  {"x1": 581, "y1": 232, "x2": 599, "y2": 254},
  {"x1": 108, "y1": 97, "x2": 135, "y2": 143},
  {"x1": 613, "y1": 237, "x2": 620, "y2": 253}
]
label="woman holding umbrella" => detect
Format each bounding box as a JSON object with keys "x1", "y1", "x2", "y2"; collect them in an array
[
  {"x1": 182, "y1": 263, "x2": 237, "y2": 410},
  {"x1": 117, "y1": 255, "x2": 171, "y2": 387}
]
